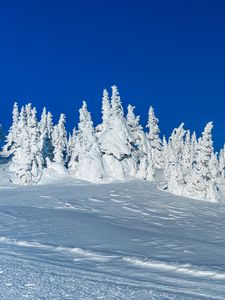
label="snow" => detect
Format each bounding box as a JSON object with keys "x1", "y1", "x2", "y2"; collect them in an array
[
  {"x1": 0, "y1": 161, "x2": 225, "y2": 299},
  {"x1": 5, "y1": 89, "x2": 223, "y2": 202}
]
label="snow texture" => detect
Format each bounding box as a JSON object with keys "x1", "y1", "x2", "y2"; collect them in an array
[{"x1": 0, "y1": 162, "x2": 225, "y2": 299}]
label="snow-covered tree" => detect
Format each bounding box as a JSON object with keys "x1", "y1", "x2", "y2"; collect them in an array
[
  {"x1": 99, "y1": 88, "x2": 139, "y2": 179},
  {"x1": 70, "y1": 101, "x2": 105, "y2": 182},
  {"x1": 126, "y1": 104, "x2": 140, "y2": 132},
  {"x1": 111, "y1": 85, "x2": 124, "y2": 117},
  {"x1": 146, "y1": 106, "x2": 162, "y2": 168},
  {"x1": 52, "y1": 114, "x2": 67, "y2": 165},
  {"x1": 182, "y1": 130, "x2": 192, "y2": 173},
  {"x1": 161, "y1": 135, "x2": 168, "y2": 169},
  {"x1": 39, "y1": 107, "x2": 54, "y2": 164},
  {"x1": 3, "y1": 102, "x2": 19, "y2": 152},
  {"x1": 219, "y1": 145, "x2": 225, "y2": 179},
  {"x1": 126, "y1": 104, "x2": 154, "y2": 180},
  {"x1": 102, "y1": 89, "x2": 111, "y2": 127},
  {"x1": 11, "y1": 105, "x2": 44, "y2": 185},
  {"x1": 67, "y1": 128, "x2": 76, "y2": 165},
  {"x1": 163, "y1": 123, "x2": 186, "y2": 195},
  {"x1": 186, "y1": 122, "x2": 220, "y2": 201},
  {"x1": 96, "y1": 89, "x2": 112, "y2": 137},
  {"x1": 27, "y1": 107, "x2": 44, "y2": 184},
  {"x1": 209, "y1": 152, "x2": 219, "y2": 181},
  {"x1": 47, "y1": 111, "x2": 54, "y2": 136}
]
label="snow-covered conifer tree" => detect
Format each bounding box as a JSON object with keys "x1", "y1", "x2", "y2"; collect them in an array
[
  {"x1": 11, "y1": 105, "x2": 44, "y2": 185},
  {"x1": 101, "y1": 89, "x2": 111, "y2": 127},
  {"x1": 47, "y1": 111, "x2": 54, "y2": 136},
  {"x1": 3, "y1": 102, "x2": 19, "y2": 152},
  {"x1": 182, "y1": 130, "x2": 192, "y2": 173},
  {"x1": 99, "y1": 88, "x2": 139, "y2": 179},
  {"x1": 27, "y1": 107, "x2": 44, "y2": 183},
  {"x1": 209, "y1": 152, "x2": 219, "y2": 181},
  {"x1": 126, "y1": 104, "x2": 154, "y2": 179},
  {"x1": 146, "y1": 106, "x2": 162, "y2": 168},
  {"x1": 96, "y1": 89, "x2": 111, "y2": 136},
  {"x1": 67, "y1": 128, "x2": 76, "y2": 165},
  {"x1": 52, "y1": 114, "x2": 67, "y2": 165},
  {"x1": 218, "y1": 145, "x2": 225, "y2": 179},
  {"x1": 161, "y1": 135, "x2": 168, "y2": 169},
  {"x1": 39, "y1": 107, "x2": 54, "y2": 164},
  {"x1": 163, "y1": 124, "x2": 186, "y2": 195},
  {"x1": 111, "y1": 85, "x2": 124, "y2": 117},
  {"x1": 186, "y1": 122, "x2": 220, "y2": 201},
  {"x1": 70, "y1": 101, "x2": 105, "y2": 181}
]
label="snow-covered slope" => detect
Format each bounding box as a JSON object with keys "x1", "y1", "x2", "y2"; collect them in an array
[{"x1": 0, "y1": 162, "x2": 225, "y2": 299}]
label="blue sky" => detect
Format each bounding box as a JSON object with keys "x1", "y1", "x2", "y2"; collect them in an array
[{"x1": 0, "y1": 0, "x2": 225, "y2": 149}]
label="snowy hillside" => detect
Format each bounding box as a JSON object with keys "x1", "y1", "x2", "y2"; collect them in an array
[
  {"x1": 0, "y1": 161, "x2": 225, "y2": 299},
  {"x1": 1, "y1": 86, "x2": 225, "y2": 299}
]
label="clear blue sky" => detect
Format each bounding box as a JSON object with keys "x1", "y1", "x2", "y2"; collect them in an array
[{"x1": 0, "y1": 0, "x2": 225, "y2": 149}]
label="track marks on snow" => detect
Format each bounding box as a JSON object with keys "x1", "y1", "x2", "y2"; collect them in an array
[
  {"x1": 1, "y1": 235, "x2": 224, "y2": 283},
  {"x1": 123, "y1": 257, "x2": 225, "y2": 281}
]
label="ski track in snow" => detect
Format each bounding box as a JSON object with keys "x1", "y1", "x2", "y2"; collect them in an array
[
  {"x1": 0, "y1": 173, "x2": 225, "y2": 298},
  {"x1": 0, "y1": 235, "x2": 225, "y2": 282}
]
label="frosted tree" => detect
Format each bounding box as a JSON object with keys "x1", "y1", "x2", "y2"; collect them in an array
[
  {"x1": 186, "y1": 122, "x2": 220, "y2": 201},
  {"x1": 218, "y1": 145, "x2": 225, "y2": 179},
  {"x1": 102, "y1": 89, "x2": 111, "y2": 124},
  {"x1": 164, "y1": 124, "x2": 186, "y2": 195},
  {"x1": 126, "y1": 104, "x2": 140, "y2": 131},
  {"x1": 52, "y1": 114, "x2": 67, "y2": 165},
  {"x1": 10, "y1": 105, "x2": 26, "y2": 171},
  {"x1": 146, "y1": 145, "x2": 155, "y2": 181},
  {"x1": 111, "y1": 85, "x2": 124, "y2": 117},
  {"x1": 126, "y1": 104, "x2": 153, "y2": 179},
  {"x1": 209, "y1": 152, "x2": 219, "y2": 181},
  {"x1": 126, "y1": 104, "x2": 144, "y2": 177},
  {"x1": 99, "y1": 87, "x2": 138, "y2": 179},
  {"x1": 3, "y1": 102, "x2": 19, "y2": 152},
  {"x1": 11, "y1": 107, "x2": 30, "y2": 182},
  {"x1": 96, "y1": 89, "x2": 111, "y2": 136},
  {"x1": 39, "y1": 107, "x2": 54, "y2": 164},
  {"x1": 182, "y1": 130, "x2": 192, "y2": 174},
  {"x1": 47, "y1": 111, "x2": 54, "y2": 137},
  {"x1": 146, "y1": 106, "x2": 162, "y2": 168},
  {"x1": 76, "y1": 102, "x2": 96, "y2": 156},
  {"x1": 27, "y1": 107, "x2": 44, "y2": 184},
  {"x1": 161, "y1": 135, "x2": 168, "y2": 169},
  {"x1": 70, "y1": 101, "x2": 105, "y2": 181},
  {"x1": 25, "y1": 103, "x2": 32, "y2": 122},
  {"x1": 190, "y1": 131, "x2": 197, "y2": 165},
  {"x1": 67, "y1": 127, "x2": 76, "y2": 165},
  {"x1": 11, "y1": 105, "x2": 44, "y2": 185}
]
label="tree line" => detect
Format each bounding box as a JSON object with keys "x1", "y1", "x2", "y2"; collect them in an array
[{"x1": 1, "y1": 86, "x2": 224, "y2": 202}]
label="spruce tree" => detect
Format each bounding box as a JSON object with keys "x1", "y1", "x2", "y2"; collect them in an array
[
  {"x1": 52, "y1": 114, "x2": 67, "y2": 165},
  {"x1": 39, "y1": 107, "x2": 54, "y2": 164},
  {"x1": 99, "y1": 88, "x2": 138, "y2": 179},
  {"x1": 11, "y1": 105, "x2": 44, "y2": 185},
  {"x1": 67, "y1": 128, "x2": 76, "y2": 166},
  {"x1": 3, "y1": 102, "x2": 19, "y2": 152},
  {"x1": 126, "y1": 104, "x2": 154, "y2": 179},
  {"x1": 146, "y1": 106, "x2": 162, "y2": 168},
  {"x1": 111, "y1": 85, "x2": 124, "y2": 117},
  {"x1": 187, "y1": 122, "x2": 219, "y2": 201},
  {"x1": 71, "y1": 101, "x2": 105, "y2": 181}
]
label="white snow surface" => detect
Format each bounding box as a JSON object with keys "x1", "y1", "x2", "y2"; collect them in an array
[{"x1": 0, "y1": 162, "x2": 225, "y2": 299}]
